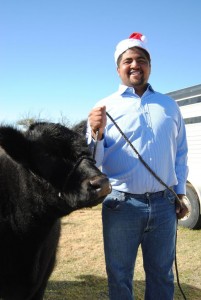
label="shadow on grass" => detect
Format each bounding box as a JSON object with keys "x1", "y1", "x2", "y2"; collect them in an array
[{"x1": 44, "y1": 275, "x2": 201, "y2": 300}]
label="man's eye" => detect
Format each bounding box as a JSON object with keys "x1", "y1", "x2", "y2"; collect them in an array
[{"x1": 138, "y1": 59, "x2": 147, "y2": 64}]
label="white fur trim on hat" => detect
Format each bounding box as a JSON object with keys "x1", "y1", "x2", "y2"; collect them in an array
[{"x1": 114, "y1": 32, "x2": 150, "y2": 65}]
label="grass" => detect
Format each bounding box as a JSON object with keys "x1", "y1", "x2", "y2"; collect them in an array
[{"x1": 44, "y1": 205, "x2": 201, "y2": 300}]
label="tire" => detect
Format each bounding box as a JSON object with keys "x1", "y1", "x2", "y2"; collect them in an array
[{"x1": 178, "y1": 183, "x2": 201, "y2": 229}]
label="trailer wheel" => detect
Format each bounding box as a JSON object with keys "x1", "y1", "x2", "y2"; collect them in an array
[{"x1": 178, "y1": 183, "x2": 201, "y2": 229}]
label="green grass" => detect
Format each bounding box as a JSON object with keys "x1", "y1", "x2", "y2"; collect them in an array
[{"x1": 44, "y1": 206, "x2": 201, "y2": 299}]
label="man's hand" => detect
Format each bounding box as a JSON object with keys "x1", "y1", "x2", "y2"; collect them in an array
[
  {"x1": 88, "y1": 106, "x2": 106, "y2": 140},
  {"x1": 176, "y1": 195, "x2": 189, "y2": 219}
]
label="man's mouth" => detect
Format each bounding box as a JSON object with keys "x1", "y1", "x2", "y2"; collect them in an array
[{"x1": 130, "y1": 70, "x2": 142, "y2": 76}]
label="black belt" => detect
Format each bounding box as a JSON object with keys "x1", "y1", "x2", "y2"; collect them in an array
[{"x1": 124, "y1": 188, "x2": 172, "y2": 200}]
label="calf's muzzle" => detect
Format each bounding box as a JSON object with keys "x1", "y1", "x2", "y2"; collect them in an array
[{"x1": 89, "y1": 175, "x2": 112, "y2": 198}]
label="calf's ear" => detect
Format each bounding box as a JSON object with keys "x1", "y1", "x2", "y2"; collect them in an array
[
  {"x1": 72, "y1": 119, "x2": 87, "y2": 136},
  {"x1": 0, "y1": 126, "x2": 30, "y2": 163}
]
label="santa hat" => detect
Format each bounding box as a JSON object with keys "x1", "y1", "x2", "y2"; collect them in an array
[{"x1": 114, "y1": 32, "x2": 150, "y2": 65}]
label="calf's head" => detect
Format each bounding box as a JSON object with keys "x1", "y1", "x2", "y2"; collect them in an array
[{"x1": 0, "y1": 122, "x2": 111, "y2": 210}]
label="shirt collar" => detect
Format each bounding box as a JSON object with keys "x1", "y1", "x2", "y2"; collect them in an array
[{"x1": 118, "y1": 84, "x2": 155, "y2": 96}]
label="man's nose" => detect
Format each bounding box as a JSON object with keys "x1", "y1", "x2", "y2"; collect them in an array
[{"x1": 130, "y1": 60, "x2": 139, "y2": 67}]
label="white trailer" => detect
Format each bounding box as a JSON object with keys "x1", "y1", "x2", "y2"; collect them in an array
[{"x1": 167, "y1": 84, "x2": 201, "y2": 229}]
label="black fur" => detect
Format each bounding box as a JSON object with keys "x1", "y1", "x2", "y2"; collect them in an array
[
  {"x1": 72, "y1": 119, "x2": 87, "y2": 136},
  {"x1": 0, "y1": 122, "x2": 110, "y2": 300}
]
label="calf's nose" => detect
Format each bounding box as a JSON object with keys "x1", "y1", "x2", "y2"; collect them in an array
[{"x1": 90, "y1": 176, "x2": 112, "y2": 197}]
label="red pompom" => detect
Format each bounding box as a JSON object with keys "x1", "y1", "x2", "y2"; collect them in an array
[{"x1": 129, "y1": 32, "x2": 143, "y2": 40}]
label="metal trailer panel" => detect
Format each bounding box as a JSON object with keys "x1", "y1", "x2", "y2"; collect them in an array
[{"x1": 166, "y1": 84, "x2": 201, "y2": 228}]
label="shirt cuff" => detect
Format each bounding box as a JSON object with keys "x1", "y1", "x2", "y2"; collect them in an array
[{"x1": 174, "y1": 183, "x2": 186, "y2": 195}]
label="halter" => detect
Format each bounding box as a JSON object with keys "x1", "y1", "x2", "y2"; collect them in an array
[{"x1": 58, "y1": 155, "x2": 96, "y2": 198}]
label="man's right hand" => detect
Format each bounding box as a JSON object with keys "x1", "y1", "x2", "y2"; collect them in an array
[{"x1": 88, "y1": 106, "x2": 106, "y2": 140}]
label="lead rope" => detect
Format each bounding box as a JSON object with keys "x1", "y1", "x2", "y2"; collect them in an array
[
  {"x1": 92, "y1": 130, "x2": 99, "y2": 160},
  {"x1": 92, "y1": 111, "x2": 187, "y2": 300}
]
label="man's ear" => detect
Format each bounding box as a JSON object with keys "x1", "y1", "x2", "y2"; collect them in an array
[
  {"x1": 117, "y1": 66, "x2": 121, "y2": 77},
  {"x1": 149, "y1": 63, "x2": 151, "y2": 76},
  {"x1": 0, "y1": 126, "x2": 30, "y2": 164}
]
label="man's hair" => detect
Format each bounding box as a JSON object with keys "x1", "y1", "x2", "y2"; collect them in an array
[{"x1": 117, "y1": 47, "x2": 151, "y2": 67}]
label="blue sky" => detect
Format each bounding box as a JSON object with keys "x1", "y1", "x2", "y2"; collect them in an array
[{"x1": 0, "y1": 0, "x2": 201, "y2": 126}]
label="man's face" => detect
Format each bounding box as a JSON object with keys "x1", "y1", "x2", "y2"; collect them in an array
[{"x1": 117, "y1": 47, "x2": 151, "y2": 93}]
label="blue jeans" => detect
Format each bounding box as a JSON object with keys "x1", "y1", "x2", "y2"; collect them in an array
[{"x1": 102, "y1": 189, "x2": 177, "y2": 300}]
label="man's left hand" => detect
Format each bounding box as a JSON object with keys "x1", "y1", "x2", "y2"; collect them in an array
[{"x1": 176, "y1": 195, "x2": 189, "y2": 219}]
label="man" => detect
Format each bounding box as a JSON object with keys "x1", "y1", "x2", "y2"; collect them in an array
[{"x1": 87, "y1": 32, "x2": 188, "y2": 300}]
